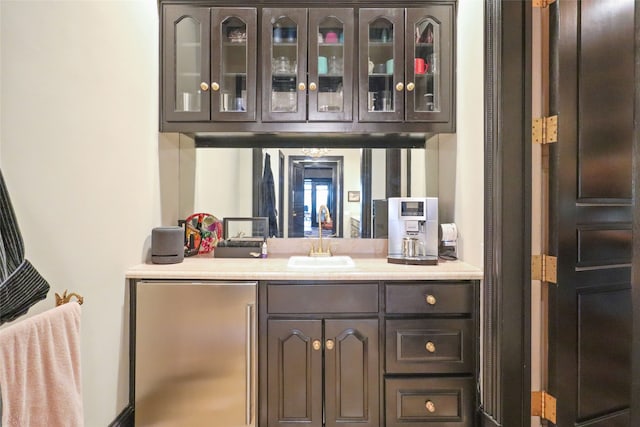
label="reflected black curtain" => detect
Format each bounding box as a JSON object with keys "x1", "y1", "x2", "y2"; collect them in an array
[{"x1": 260, "y1": 153, "x2": 278, "y2": 237}]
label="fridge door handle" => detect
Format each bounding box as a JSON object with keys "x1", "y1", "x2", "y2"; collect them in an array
[{"x1": 246, "y1": 303, "x2": 255, "y2": 426}]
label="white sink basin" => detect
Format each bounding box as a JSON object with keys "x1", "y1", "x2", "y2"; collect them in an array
[{"x1": 287, "y1": 255, "x2": 355, "y2": 269}]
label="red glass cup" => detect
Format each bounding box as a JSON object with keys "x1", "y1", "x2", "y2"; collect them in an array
[{"x1": 414, "y1": 58, "x2": 426, "y2": 74}]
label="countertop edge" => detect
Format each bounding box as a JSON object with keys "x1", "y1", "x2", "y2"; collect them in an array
[{"x1": 125, "y1": 257, "x2": 484, "y2": 281}]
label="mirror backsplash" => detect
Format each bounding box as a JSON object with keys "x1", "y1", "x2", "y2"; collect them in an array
[{"x1": 178, "y1": 134, "x2": 439, "y2": 238}]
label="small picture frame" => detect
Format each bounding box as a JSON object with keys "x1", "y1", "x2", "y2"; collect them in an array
[{"x1": 348, "y1": 191, "x2": 360, "y2": 202}]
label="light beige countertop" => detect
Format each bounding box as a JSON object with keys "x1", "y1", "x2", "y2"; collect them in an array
[
  {"x1": 127, "y1": 239, "x2": 482, "y2": 281},
  {"x1": 126, "y1": 256, "x2": 483, "y2": 281}
]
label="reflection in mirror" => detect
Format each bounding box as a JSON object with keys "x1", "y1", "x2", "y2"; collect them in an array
[{"x1": 178, "y1": 135, "x2": 439, "y2": 238}]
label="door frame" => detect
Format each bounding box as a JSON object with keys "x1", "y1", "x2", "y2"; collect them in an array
[
  {"x1": 482, "y1": 1, "x2": 532, "y2": 425},
  {"x1": 287, "y1": 156, "x2": 344, "y2": 238},
  {"x1": 484, "y1": 1, "x2": 640, "y2": 426}
]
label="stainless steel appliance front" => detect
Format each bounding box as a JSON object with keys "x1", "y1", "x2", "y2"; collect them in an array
[{"x1": 135, "y1": 281, "x2": 257, "y2": 427}]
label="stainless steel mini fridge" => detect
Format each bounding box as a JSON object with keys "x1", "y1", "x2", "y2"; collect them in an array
[{"x1": 135, "y1": 281, "x2": 257, "y2": 427}]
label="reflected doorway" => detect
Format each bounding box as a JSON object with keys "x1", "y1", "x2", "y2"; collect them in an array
[{"x1": 288, "y1": 156, "x2": 343, "y2": 238}]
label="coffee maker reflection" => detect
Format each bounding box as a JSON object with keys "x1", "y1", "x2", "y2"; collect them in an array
[{"x1": 387, "y1": 197, "x2": 438, "y2": 265}]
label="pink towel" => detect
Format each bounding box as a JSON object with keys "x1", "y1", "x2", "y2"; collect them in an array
[{"x1": 0, "y1": 302, "x2": 83, "y2": 426}]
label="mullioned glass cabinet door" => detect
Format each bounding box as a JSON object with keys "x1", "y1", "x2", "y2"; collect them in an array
[
  {"x1": 307, "y1": 9, "x2": 354, "y2": 122},
  {"x1": 358, "y1": 9, "x2": 404, "y2": 122},
  {"x1": 404, "y1": 6, "x2": 453, "y2": 123},
  {"x1": 261, "y1": 8, "x2": 308, "y2": 122},
  {"x1": 163, "y1": 6, "x2": 211, "y2": 122},
  {"x1": 211, "y1": 8, "x2": 257, "y2": 122}
]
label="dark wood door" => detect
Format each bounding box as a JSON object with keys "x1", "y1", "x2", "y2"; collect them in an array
[
  {"x1": 549, "y1": 0, "x2": 634, "y2": 425},
  {"x1": 307, "y1": 8, "x2": 354, "y2": 122},
  {"x1": 261, "y1": 8, "x2": 308, "y2": 122},
  {"x1": 211, "y1": 8, "x2": 257, "y2": 122},
  {"x1": 358, "y1": 8, "x2": 404, "y2": 122},
  {"x1": 162, "y1": 5, "x2": 211, "y2": 122},
  {"x1": 267, "y1": 319, "x2": 323, "y2": 427},
  {"x1": 404, "y1": 6, "x2": 454, "y2": 124},
  {"x1": 324, "y1": 319, "x2": 379, "y2": 427}
]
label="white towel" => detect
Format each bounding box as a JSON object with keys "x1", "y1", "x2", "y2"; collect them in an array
[{"x1": 0, "y1": 302, "x2": 83, "y2": 426}]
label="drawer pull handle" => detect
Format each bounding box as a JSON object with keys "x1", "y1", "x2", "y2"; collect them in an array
[
  {"x1": 312, "y1": 339, "x2": 322, "y2": 351},
  {"x1": 325, "y1": 339, "x2": 335, "y2": 350},
  {"x1": 425, "y1": 400, "x2": 436, "y2": 413},
  {"x1": 425, "y1": 294, "x2": 437, "y2": 305},
  {"x1": 425, "y1": 341, "x2": 436, "y2": 353}
]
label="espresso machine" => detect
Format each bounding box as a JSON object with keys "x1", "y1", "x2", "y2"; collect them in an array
[{"x1": 387, "y1": 197, "x2": 438, "y2": 265}]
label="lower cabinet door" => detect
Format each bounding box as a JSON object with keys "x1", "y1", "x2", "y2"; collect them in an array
[
  {"x1": 385, "y1": 377, "x2": 474, "y2": 426},
  {"x1": 267, "y1": 319, "x2": 323, "y2": 427},
  {"x1": 325, "y1": 319, "x2": 380, "y2": 427}
]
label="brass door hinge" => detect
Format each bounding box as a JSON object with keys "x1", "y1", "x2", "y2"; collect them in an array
[
  {"x1": 531, "y1": 391, "x2": 557, "y2": 423},
  {"x1": 532, "y1": 115, "x2": 558, "y2": 144},
  {"x1": 532, "y1": 254, "x2": 557, "y2": 284},
  {"x1": 533, "y1": 0, "x2": 556, "y2": 8}
]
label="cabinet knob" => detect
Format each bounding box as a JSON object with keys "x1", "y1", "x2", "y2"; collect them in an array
[
  {"x1": 406, "y1": 82, "x2": 415, "y2": 92},
  {"x1": 425, "y1": 294, "x2": 437, "y2": 305},
  {"x1": 325, "y1": 339, "x2": 335, "y2": 350},
  {"x1": 425, "y1": 400, "x2": 436, "y2": 413},
  {"x1": 425, "y1": 341, "x2": 436, "y2": 353},
  {"x1": 298, "y1": 82, "x2": 306, "y2": 91},
  {"x1": 200, "y1": 82, "x2": 209, "y2": 92},
  {"x1": 395, "y1": 82, "x2": 404, "y2": 91},
  {"x1": 211, "y1": 82, "x2": 220, "y2": 92},
  {"x1": 309, "y1": 82, "x2": 317, "y2": 91},
  {"x1": 312, "y1": 339, "x2": 322, "y2": 351}
]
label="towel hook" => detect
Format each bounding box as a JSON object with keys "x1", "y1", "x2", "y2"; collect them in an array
[{"x1": 55, "y1": 290, "x2": 84, "y2": 306}]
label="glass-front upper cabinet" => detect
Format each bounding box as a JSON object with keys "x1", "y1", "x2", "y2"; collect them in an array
[
  {"x1": 163, "y1": 6, "x2": 210, "y2": 122},
  {"x1": 162, "y1": 6, "x2": 257, "y2": 123},
  {"x1": 358, "y1": 9, "x2": 404, "y2": 122},
  {"x1": 262, "y1": 9, "x2": 307, "y2": 122},
  {"x1": 358, "y1": 7, "x2": 453, "y2": 124},
  {"x1": 211, "y1": 8, "x2": 257, "y2": 121},
  {"x1": 307, "y1": 9, "x2": 353, "y2": 121},
  {"x1": 404, "y1": 7, "x2": 453, "y2": 123}
]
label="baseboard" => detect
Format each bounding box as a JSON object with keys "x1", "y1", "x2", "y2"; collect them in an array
[{"x1": 109, "y1": 404, "x2": 134, "y2": 427}]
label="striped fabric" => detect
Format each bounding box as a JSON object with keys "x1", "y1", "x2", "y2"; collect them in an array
[{"x1": 0, "y1": 170, "x2": 49, "y2": 325}]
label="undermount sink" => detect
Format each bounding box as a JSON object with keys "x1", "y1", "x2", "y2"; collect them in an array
[{"x1": 287, "y1": 255, "x2": 356, "y2": 269}]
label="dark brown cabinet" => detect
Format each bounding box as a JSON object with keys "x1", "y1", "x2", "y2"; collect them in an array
[
  {"x1": 261, "y1": 8, "x2": 354, "y2": 122},
  {"x1": 162, "y1": 6, "x2": 257, "y2": 123},
  {"x1": 159, "y1": 1, "x2": 456, "y2": 134},
  {"x1": 358, "y1": 6, "x2": 454, "y2": 125},
  {"x1": 263, "y1": 282, "x2": 379, "y2": 427},
  {"x1": 267, "y1": 318, "x2": 379, "y2": 427},
  {"x1": 384, "y1": 281, "x2": 477, "y2": 426}
]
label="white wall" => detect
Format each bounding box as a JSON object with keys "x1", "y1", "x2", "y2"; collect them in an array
[
  {"x1": 0, "y1": 1, "x2": 161, "y2": 425},
  {"x1": 449, "y1": 0, "x2": 484, "y2": 268}
]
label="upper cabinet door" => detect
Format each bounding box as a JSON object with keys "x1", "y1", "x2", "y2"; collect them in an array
[
  {"x1": 358, "y1": 9, "x2": 404, "y2": 123},
  {"x1": 163, "y1": 6, "x2": 211, "y2": 122},
  {"x1": 307, "y1": 9, "x2": 354, "y2": 122},
  {"x1": 262, "y1": 9, "x2": 308, "y2": 122},
  {"x1": 211, "y1": 8, "x2": 257, "y2": 122},
  {"x1": 404, "y1": 6, "x2": 454, "y2": 123}
]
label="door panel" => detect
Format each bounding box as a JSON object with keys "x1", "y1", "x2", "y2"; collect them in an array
[
  {"x1": 549, "y1": 0, "x2": 634, "y2": 425},
  {"x1": 577, "y1": 286, "x2": 631, "y2": 420},
  {"x1": 267, "y1": 319, "x2": 322, "y2": 427},
  {"x1": 324, "y1": 319, "x2": 379, "y2": 427}
]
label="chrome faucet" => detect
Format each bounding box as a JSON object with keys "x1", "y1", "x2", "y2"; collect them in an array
[{"x1": 309, "y1": 204, "x2": 332, "y2": 257}]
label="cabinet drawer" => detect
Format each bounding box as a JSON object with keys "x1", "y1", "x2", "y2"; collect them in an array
[
  {"x1": 385, "y1": 377, "x2": 474, "y2": 427},
  {"x1": 386, "y1": 319, "x2": 474, "y2": 374},
  {"x1": 267, "y1": 283, "x2": 378, "y2": 314},
  {"x1": 385, "y1": 282, "x2": 473, "y2": 314}
]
